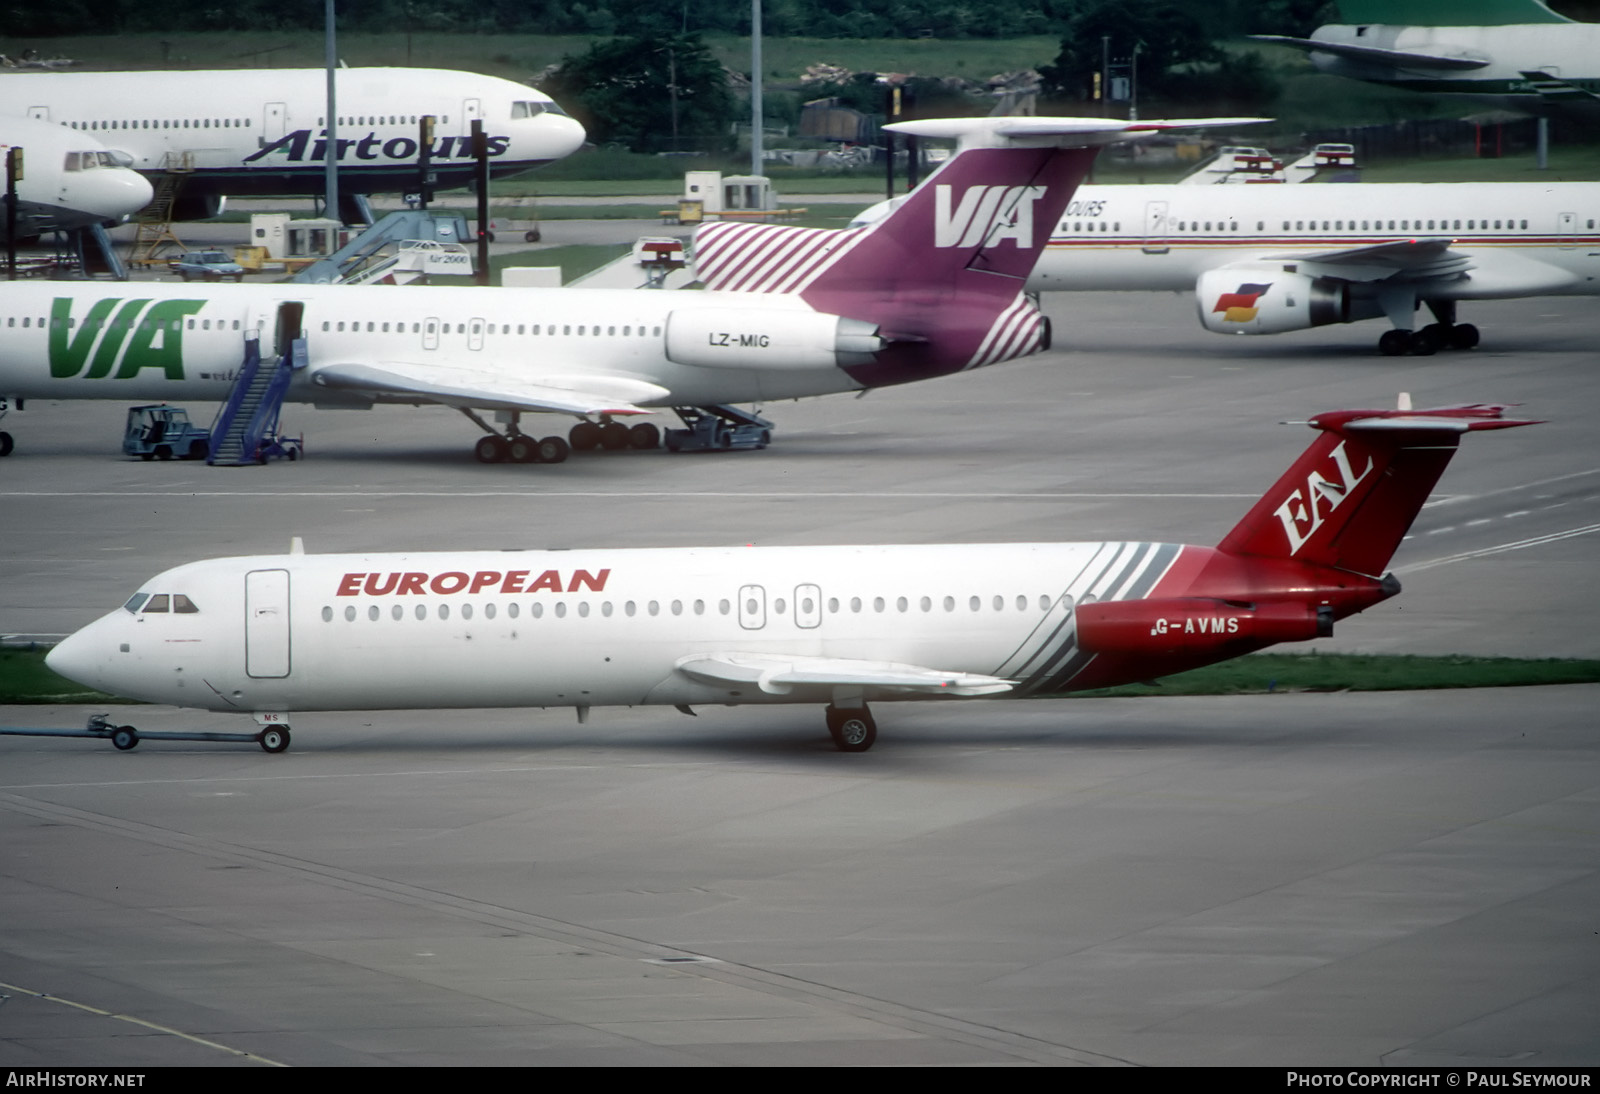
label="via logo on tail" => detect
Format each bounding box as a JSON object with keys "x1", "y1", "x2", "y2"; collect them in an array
[{"x1": 933, "y1": 185, "x2": 1047, "y2": 249}]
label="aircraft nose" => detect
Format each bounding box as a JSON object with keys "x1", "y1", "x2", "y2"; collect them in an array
[
  {"x1": 45, "y1": 627, "x2": 98, "y2": 689},
  {"x1": 548, "y1": 113, "x2": 587, "y2": 157}
]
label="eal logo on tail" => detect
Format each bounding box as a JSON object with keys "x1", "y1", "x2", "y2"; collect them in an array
[
  {"x1": 48, "y1": 297, "x2": 206, "y2": 380},
  {"x1": 934, "y1": 185, "x2": 1046, "y2": 249},
  {"x1": 1273, "y1": 439, "x2": 1373, "y2": 555}
]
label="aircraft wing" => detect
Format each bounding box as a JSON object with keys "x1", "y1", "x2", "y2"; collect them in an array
[
  {"x1": 311, "y1": 361, "x2": 669, "y2": 416},
  {"x1": 1251, "y1": 35, "x2": 1490, "y2": 71},
  {"x1": 676, "y1": 652, "x2": 1015, "y2": 697},
  {"x1": 1261, "y1": 238, "x2": 1473, "y2": 282},
  {"x1": 1518, "y1": 70, "x2": 1600, "y2": 105}
]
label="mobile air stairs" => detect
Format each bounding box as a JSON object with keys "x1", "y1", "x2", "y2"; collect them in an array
[
  {"x1": 207, "y1": 303, "x2": 306, "y2": 466},
  {"x1": 290, "y1": 210, "x2": 472, "y2": 284}
]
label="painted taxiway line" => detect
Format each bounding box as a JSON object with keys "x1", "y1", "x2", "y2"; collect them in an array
[
  {"x1": 0, "y1": 489, "x2": 1257, "y2": 500},
  {"x1": 1398, "y1": 523, "x2": 1600, "y2": 573}
]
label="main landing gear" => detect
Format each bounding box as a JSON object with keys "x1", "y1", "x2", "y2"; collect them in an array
[
  {"x1": 825, "y1": 703, "x2": 877, "y2": 752},
  {"x1": 568, "y1": 419, "x2": 661, "y2": 452},
  {"x1": 1377, "y1": 323, "x2": 1480, "y2": 357},
  {"x1": 461, "y1": 409, "x2": 571, "y2": 465},
  {"x1": 1377, "y1": 300, "x2": 1480, "y2": 357}
]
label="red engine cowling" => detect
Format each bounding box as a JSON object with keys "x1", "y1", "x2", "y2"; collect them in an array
[{"x1": 1076, "y1": 598, "x2": 1332, "y2": 655}]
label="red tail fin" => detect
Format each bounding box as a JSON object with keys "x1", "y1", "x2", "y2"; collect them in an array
[{"x1": 1218, "y1": 404, "x2": 1541, "y2": 576}]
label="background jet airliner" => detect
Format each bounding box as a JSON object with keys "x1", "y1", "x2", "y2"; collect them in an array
[
  {"x1": 1, "y1": 116, "x2": 153, "y2": 239},
  {"x1": 0, "y1": 116, "x2": 1249, "y2": 461},
  {"x1": 1253, "y1": 0, "x2": 1600, "y2": 119},
  {"x1": 44, "y1": 400, "x2": 1538, "y2": 753},
  {"x1": 2, "y1": 67, "x2": 585, "y2": 222},
  {"x1": 847, "y1": 179, "x2": 1600, "y2": 355}
]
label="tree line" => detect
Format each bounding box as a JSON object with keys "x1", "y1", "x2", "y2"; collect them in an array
[{"x1": 5, "y1": 1, "x2": 1332, "y2": 40}]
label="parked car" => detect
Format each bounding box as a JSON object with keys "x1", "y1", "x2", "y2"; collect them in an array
[{"x1": 169, "y1": 250, "x2": 246, "y2": 282}]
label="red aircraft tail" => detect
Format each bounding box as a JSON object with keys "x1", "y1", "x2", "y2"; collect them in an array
[{"x1": 1217, "y1": 402, "x2": 1542, "y2": 577}]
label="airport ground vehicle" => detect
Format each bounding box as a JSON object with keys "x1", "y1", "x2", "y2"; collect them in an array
[
  {"x1": 169, "y1": 250, "x2": 246, "y2": 282},
  {"x1": 122, "y1": 405, "x2": 210, "y2": 461}
]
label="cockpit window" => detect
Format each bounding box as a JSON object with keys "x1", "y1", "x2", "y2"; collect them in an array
[
  {"x1": 510, "y1": 101, "x2": 548, "y2": 120},
  {"x1": 173, "y1": 594, "x2": 199, "y2": 614},
  {"x1": 123, "y1": 593, "x2": 149, "y2": 613},
  {"x1": 144, "y1": 594, "x2": 170, "y2": 613},
  {"x1": 542, "y1": 101, "x2": 568, "y2": 117}
]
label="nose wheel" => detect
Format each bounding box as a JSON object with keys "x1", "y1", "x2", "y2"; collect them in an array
[{"x1": 258, "y1": 726, "x2": 291, "y2": 753}]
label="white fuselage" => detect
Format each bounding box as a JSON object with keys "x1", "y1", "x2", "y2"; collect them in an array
[
  {"x1": 1306, "y1": 23, "x2": 1600, "y2": 111},
  {"x1": 47, "y1": 542, "x2": 1168, "y2": 713},
  {"x1": 1033, "y1": 182, "x2": 1600, "y2": 299},
  {"x1": 0, "y1": 280, "x2": 860, "y2": 409},
  {"x1": 1, "y1": 68, "x2": 585, "y2": 200},
  {"x1": 1, "y1": 117, "x2": 152, "y2": 235}
]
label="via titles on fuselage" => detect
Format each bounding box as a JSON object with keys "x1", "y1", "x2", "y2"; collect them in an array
[
  {"x1": 244, "y1": 128, "x2": 513, "y2": 166},
  {"x1": 44, "y1": 297, "x2": 205, "y2": 381},
  {"x1": 337, "y1": 569, "x2": 613, "y2": 597}
]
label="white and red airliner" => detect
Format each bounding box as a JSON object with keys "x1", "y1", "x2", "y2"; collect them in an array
[{"x1": 44, "y1": 400, "x2": 1538, "y2": 753}]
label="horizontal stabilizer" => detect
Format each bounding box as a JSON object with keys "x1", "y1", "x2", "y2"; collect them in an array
[
  {"x1": 885, "y1": 115, "x2": 1271, "y2": 151},
  {"x1": 1251, "y1": 35, "x2": 1490, "y2": 71},
  {"x1": 1518, "y1": 70, "x2": 1600, "y2": 103},
  {"x1": 676, "y1": 652, "x2": 1014, "y2": 697},
  {"x1": 312, "y1": 361, "x2": 667, "y2": 416}
]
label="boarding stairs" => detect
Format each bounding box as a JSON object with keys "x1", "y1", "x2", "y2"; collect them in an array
[
  {"x1": 290, "y1": 210, "x2": 472, "y2": 284},
  {"x1": 128, "y1": 152, "x2": 193, "y2": 268},
  {"x1": 208, "y1": 304, "x2": 306, "y2": 466}
]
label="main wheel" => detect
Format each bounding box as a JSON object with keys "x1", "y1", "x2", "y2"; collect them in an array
[
  {"x1": 524, "y1": 229, "x2": 541, "y2": 243},
  {"x1": 1408, "y1": 327, "x2": 1440, "y2": 357},
  {"x1": 1450, "y1": 323, "x2": 1480, "y2": 349},
  {"x1": 508, "y1": 436, "x2": 539, "y2": 463},
  {"x1": 628, "y1": 422, "x2": 660, "y2": 450},
  {"x1": 1378, "y1": 329, "x2": 1410, "y2": 357},
  {"x1": 536, "y1": 435, "x2": 570, "y2": 464},
  {"x1": 569, "y1": 422, "x2": 602, "y2": 450},
  {"x1": 111, "y1": 726, "x2": 139, "y2": 751},
  {"x1": 0, "y1": 431, "x2": 12, "y2": 457},
  {"x1": 474, "y1": 435, "x2": 509, "y2": 463},
  {"x1": 155, "y1": 444, "x2": 173, "y2": 460},
  {"x1": 826, "y1": 706, "x2": 876, "y2": 753},
  {"x1": 187, "y1": 439, "x2": 209, "y2": 460},
  {"x1": 259, "y1": 726, "x2": 291, "y2": 754},
  {"x1": 600, "y1": 421, "x2": 630, "y2": 450}
]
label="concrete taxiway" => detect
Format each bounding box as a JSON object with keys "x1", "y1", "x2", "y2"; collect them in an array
[{"x1": 1, "y1": 288, "x2": 1597, "y2": 1065}]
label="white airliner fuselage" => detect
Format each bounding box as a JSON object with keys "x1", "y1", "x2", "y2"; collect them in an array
[
  {"x1": 861, "y1": 180, "x2": 1599, "y2": 354},
  {"x1": 1, "y1": 116, "x2": 153, "y2": 236},
  {"x1": 2, "y1": 68, "x2": 585, "y2": 218},
  {"x1": 44, "y1": 403, "x2": 1539, "y2": 752}
]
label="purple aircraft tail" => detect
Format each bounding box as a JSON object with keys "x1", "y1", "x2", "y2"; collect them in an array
[{"x1": 695, "y1": 144, "x2": 1095, "y2": 386}]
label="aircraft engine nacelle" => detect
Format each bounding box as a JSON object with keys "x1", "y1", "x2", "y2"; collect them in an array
[
  {"x1": 168, "y1": 191, "x2": 227, "y2": 222},
  {"x1": 1196, "y1": 268, "x2": 1349, "y2": 335},
  {"x1": 665, "y1": 309, "x2": 884, "y2": 370},
  {"x1": 1076, "y1": 598, "x2": 1333, "y2": 655}
]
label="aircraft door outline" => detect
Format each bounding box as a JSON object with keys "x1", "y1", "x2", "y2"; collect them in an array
[
  {"x1": 27, "y1": 106, "x2": 49, "y2": 121},
  {"x1": 739, "y1": 585, "x2": 766, "y2": 630},
  {"x1": 1559, "y1": 211, "x2": 1577, "y2": 248},
  {"x1": 462, "y1": 98, "x2": 482, "y2": 134},
  {"x1": 423, "y1": 317, "x2": 440, "y2": 350},
  {"x1": 1142, "y1": 201, "x2": 1170, "y2": 255},
  {"x1": 468, "y1": 317, "x2": 485, "y2": 351},
  {"x1": 794, "y1": 584, "x2": 822, "y2": 629},
  {"x1": 245, "y1": 568, "x2": 291, "y2": 679},
  {"x1": 263, "y1": 102, "x2": 287, "y2": 145}
]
